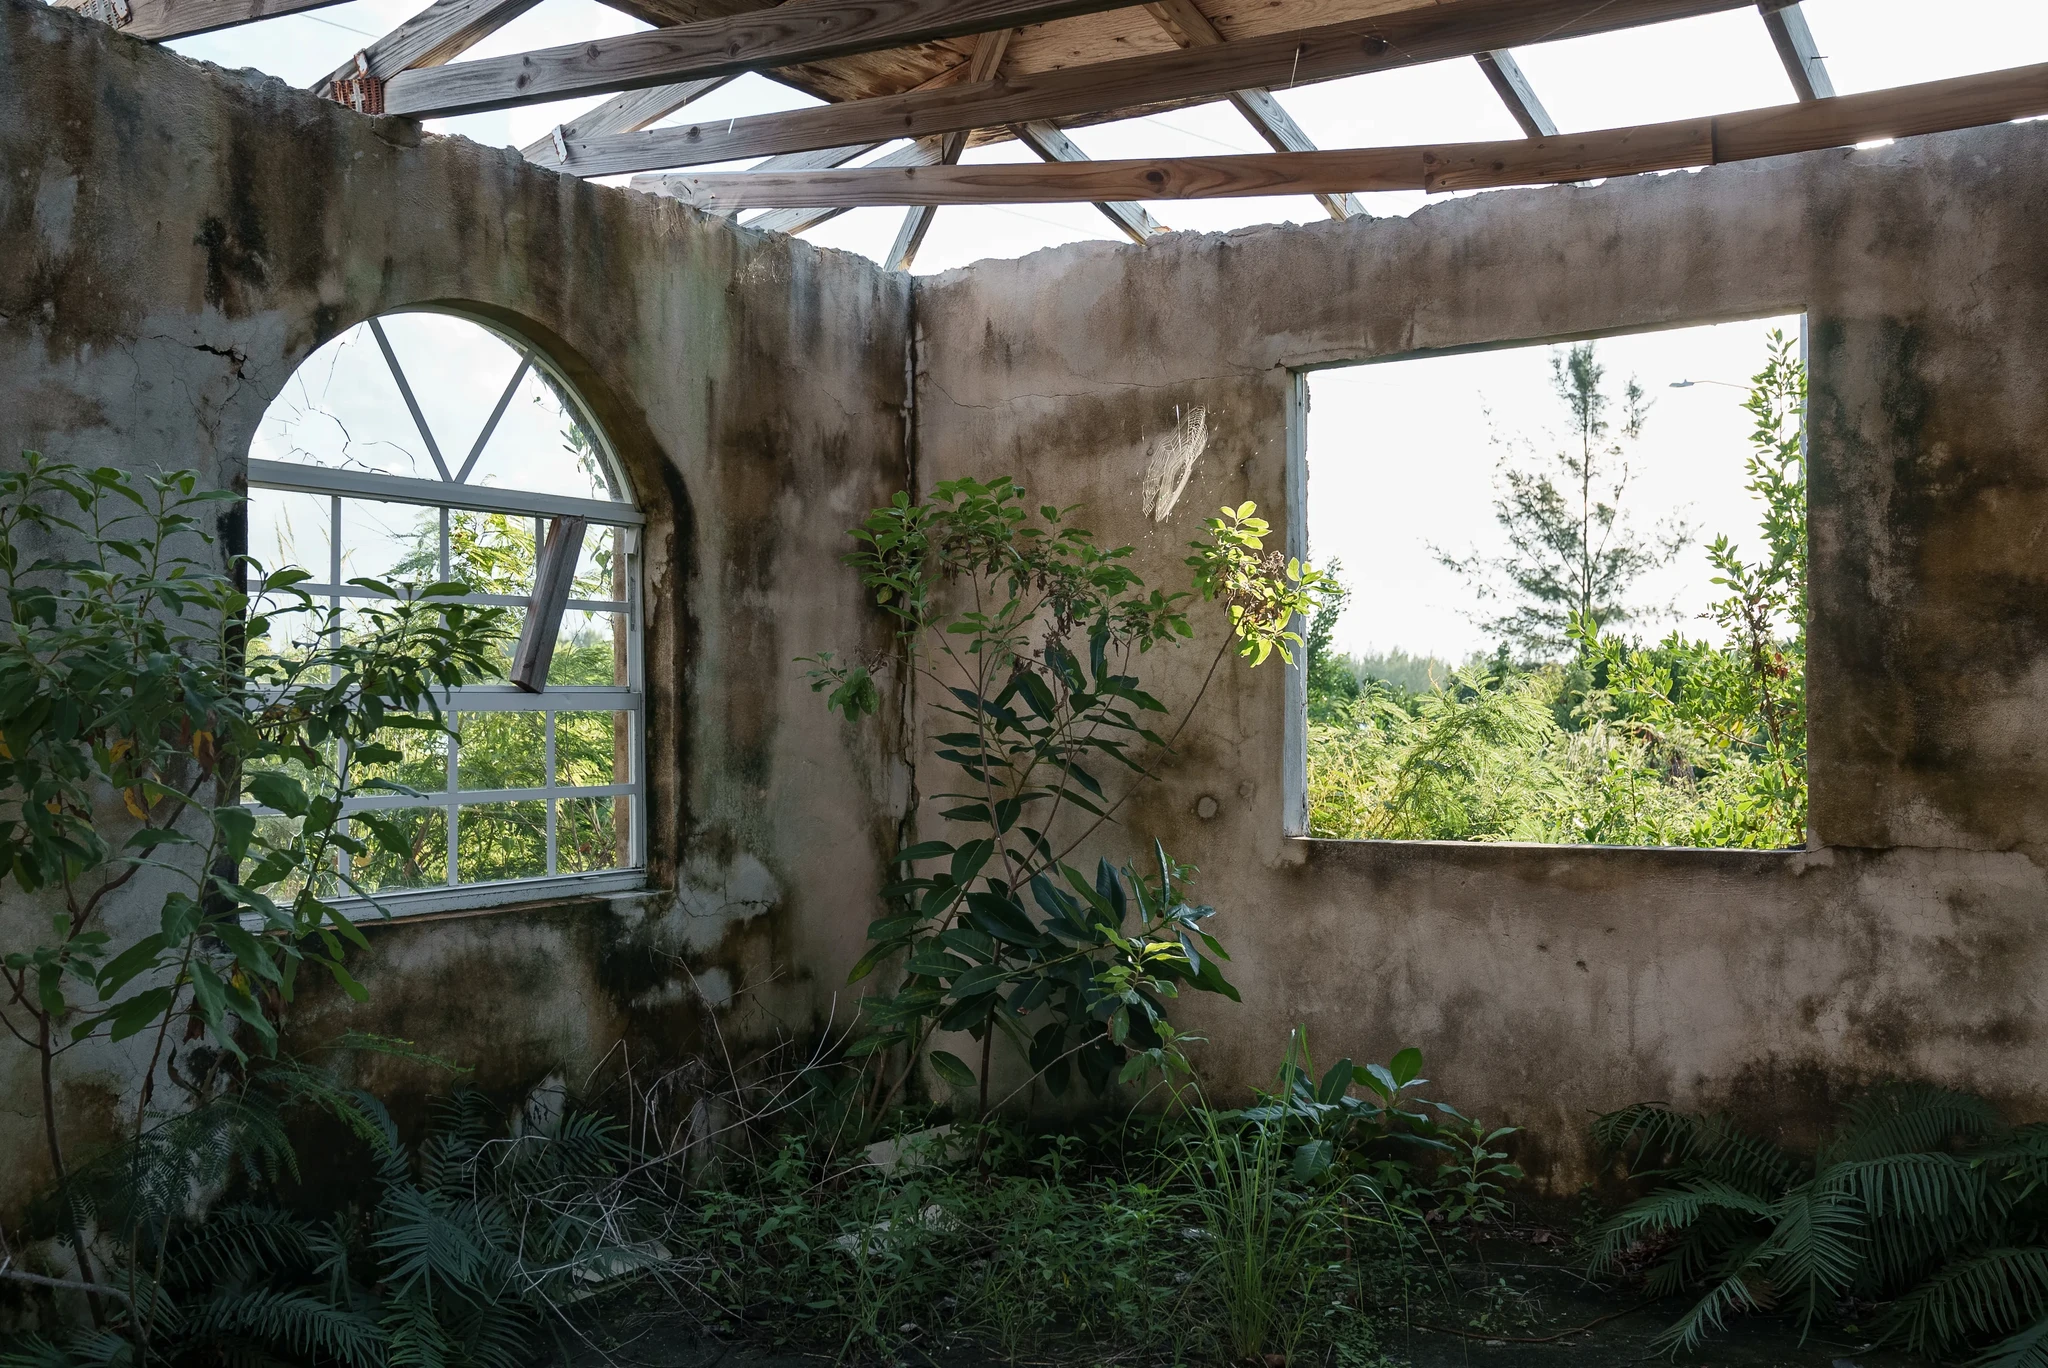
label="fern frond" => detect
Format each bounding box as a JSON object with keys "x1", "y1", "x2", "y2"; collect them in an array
[
  {"x1": 1652, "y1": 1264, "x2": 1772, "y2": 1355},
  {"x1": 0, "y1": 1335, "x2": 85, "y2": 1368},
  {"x1": 1886, "y1": 1248, "x2": 2048, "y2": 1357},
  {"x1": 1590, "y1": 1179, "x2": 1776, "y2": 1271},
  {"x1": 1756, "y1": 1180, "x2": 1867, "y2": 1328},
  {"x1": 186, "y1": 1288, "x2": 387, "y2": 1368},
  {"x1": 1978, "y1": 1311, "x2": 2048, "y2": 1368},
  {"x1": 1830, "y1": 1083, "x2": 2006, "y2": 1163},
  {"x1": 168, "y1": 1203, "x2": 328, "y2": 1293}
]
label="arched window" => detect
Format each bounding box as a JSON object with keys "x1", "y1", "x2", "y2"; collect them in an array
[{"x1": 248, "y1": 310, "x2": 643, "y2": 913}]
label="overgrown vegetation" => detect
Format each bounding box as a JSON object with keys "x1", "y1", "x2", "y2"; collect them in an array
[
  {"x1": 802, "y1": 480, "x2": 1322, "y2": 1109},
  {"x1": 0, "y1": 453, "x2": 505, "y2": 1334},
  {"x1": 1593, "y1": 1084, "x2": 2048, "y2": 1366},
  {"x1": 1305, "y1": 330, "x2": 1808, "y2": 849}
]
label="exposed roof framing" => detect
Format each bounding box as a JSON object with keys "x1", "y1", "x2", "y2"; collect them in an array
[
  {"x1": 381, "y1": 0, "x2": 1147, "y2": 118},
  {"x1": 1011, "y1": 121, "x2": 1165, "y2": 243},
  {"x1": 886, "y1": 26, "x2": 1014, "y2": 270},
  {"x1": 1142, "y1": 0, "x2": 1361, "y2": 221},
  {"x1": 651, "y1": 62, "x2": 2048, "y2": 208},
  {"x1": 68, "y1": 0, "x2": 2032, "y2": 267},
  {"x1": 1474, "y1": 50, "x2": 1557, "y2": 138},
  {"x1": 553, "y1": 0, "x2": 1757, "y2": 178},
  {"x1": 1759, "y1": 1, "x2": 1836, "y2": 102}
]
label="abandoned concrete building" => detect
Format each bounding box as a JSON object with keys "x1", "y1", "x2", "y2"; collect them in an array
[{"x1": 5, "y1": 0, "x2": 2048, "y2": 1356}]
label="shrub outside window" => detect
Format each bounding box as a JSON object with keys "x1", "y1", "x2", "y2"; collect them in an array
[{"x1": 246, "y1": 310, "x2": 644, "y2": 914}]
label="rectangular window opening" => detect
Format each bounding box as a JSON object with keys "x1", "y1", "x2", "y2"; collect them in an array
[{"x1": 1295, "y1": 314, "x2": 1809, "y2": 851}]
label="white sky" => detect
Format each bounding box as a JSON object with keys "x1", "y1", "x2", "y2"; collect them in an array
[
  {"x1": 1307, "y1": 316, "x2": 1803, "y2": 662},
  {"x1": 187, "y1": 3, "x2": 2047, "y2": 657}
]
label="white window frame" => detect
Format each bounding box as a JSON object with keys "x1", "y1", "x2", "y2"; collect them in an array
[{"x1": 247, "y1": 311, "x2": 648, "y2": 918}]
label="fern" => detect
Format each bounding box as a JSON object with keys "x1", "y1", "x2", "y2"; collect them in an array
[
  {"x1": 186, "y1": 1288, "x2": 386, "y2": 1367},
  {"x1": 1594, "y1": 1083, "x2": 2048, "y2": 1360},
  {"x1": 1888, "y1": 1248, "x2": 2048, "y2": 1356},
  {"x1": 1827, "y1": 1083, "x2": 2006, "y2": 1164}
]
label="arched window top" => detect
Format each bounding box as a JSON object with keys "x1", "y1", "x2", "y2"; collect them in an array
[
  {"x1": 252, "y1": 310, "x2": 635, "y2": 515},
  {"x1": 246, "y1": 309, "x2": 645, "y2": 915}
]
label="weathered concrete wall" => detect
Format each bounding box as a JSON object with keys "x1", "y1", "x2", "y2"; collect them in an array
[
  {"x1": 10, "y1": 0, "x2": 2048, "y2": 1204},
  {"x1": 913, "y1": 125, "x2": 2048, "y2": 1184},
  {"x1": 0, "y1": 0, "x2": 909, "y2": 1217}
]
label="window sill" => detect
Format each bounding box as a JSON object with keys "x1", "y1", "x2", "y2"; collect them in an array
[{"x1": 318, "y1": 871, "x2": 651, "y2": 924}]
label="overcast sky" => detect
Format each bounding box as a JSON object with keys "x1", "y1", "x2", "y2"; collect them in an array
[{"x1": 180, "y1": 3, "x2": 2047, "y2": 660}]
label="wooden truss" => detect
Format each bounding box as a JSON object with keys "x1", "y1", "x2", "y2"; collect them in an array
[{"x1": 63, "y1": 0, "x2": 2047, "y2": 270}]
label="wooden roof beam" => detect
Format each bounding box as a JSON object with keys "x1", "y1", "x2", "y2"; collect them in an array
[
  {"x1": 887, "y1": 27, "x2": 1014, "y2": 271},
  {"x1": 54, "y1": 0, "x2": 350, "y2": 42},
  {"x1": 313, "y1": 0, "x2": 540, "y2": 102},
  {"x1": 1143, "y1": 0, "x2": 1362, "y2": 221},
  {"x1": 1011, "y1": 120, "x2": 1166, "y2": 244},
  {"x1": 380, "y1": 0, "x2": 1151, "y2": 120},
  {"x1": 651, "y1": 59, "x2": 2048, "y2": 209},
  {"x1": 551, "y1": 0, "x2": 1756, "y2": 178},
  {"x1": 1760, "y1": 1, "x2": 1835, "y2": 102},
  {"x1": 1474, "y1": 49, "x2": 1558, "y2": 137},
  {"x1": 523, "y1": 77, "x2": 734, "y2": 166}
]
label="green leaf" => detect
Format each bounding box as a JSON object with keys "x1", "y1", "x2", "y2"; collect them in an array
[
  {"x1": 124, "y1": 827, "x2": 193, "y2": 851},
  {"x1": 928, "y1": 1050, "x2": 977, "y2": 1089},
  {"x1": 895, "y1": 840, "x2": 954, "y2": 864},
  {"x1": 246, "y1": 770, "x2": 310, "y2": 817},
  {"x1": 1390, "y1": 1046, "x2": 1424, "y2": 1087}
]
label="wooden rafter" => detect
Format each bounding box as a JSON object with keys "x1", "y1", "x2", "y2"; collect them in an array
[
  {"x1": 887, "y1": 27, "x2": 1015, "y2": 271},
  {"x1": 547, "y1": 0, "x2": 1756, "y2": 178},
  {"x1": 313, "y1": 0, "x2": 539, "y2": 97},
  {"x1": 380, "y1": 0, "x2": 1150, "y2": 119},
  {"x1": 1759, "y1": 1, "x2": 1835, "y2": 102},
  {"x1": 649, "y1": 60, "x2": 2048, "y2": 209},
  {"x1": 523, "y1": 77, "x2": 734, "y2": 166},
  {"x1": 1011, "y1": 121, "x2": 1165, "y2": 244},
  {"x1": 1474, "y1": 50, "x2": 1557, "y2": 137},
  {"x1": 1143, "y1": 0, "x2": 1361, "y2": 222},
  {"x1": 53, "y1": 0, "x2": 348, "y2": 42}
]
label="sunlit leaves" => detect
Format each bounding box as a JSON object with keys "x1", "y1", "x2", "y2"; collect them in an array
[{"x1": 0, "y1": 452, "x2": 510, "y2": 1070}]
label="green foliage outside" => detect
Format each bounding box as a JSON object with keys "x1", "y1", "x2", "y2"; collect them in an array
[
  {"x1": 1305, "y1": 330, "x2": 1809, "y2": 849},
  {"x1": 1594, "y1": 1084, "x2": 2048, "y2": 1366},
  {"x1": 331, "y1": 510, "x2": 632, "y2": 893}
]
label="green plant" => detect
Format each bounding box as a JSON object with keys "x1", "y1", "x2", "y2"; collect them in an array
[
  {"x1": 3, "y1": 1067, "x2": 670, "y2": 1368},
  {"x1": 1305, "y1": 328, "x2": 1809, "y2": 852},
  {"x1": 0, "y1": 454, "x2": 504, "y2": 1324},
  {"x1": 1427, "y1": 1107, "x2": 1523, "y2": 1228},
  {"x1": 1591, "y1": 1083, "x2": 2048, "y2": 1361},
  {"x1": 801, "y1": 477, "x2": 1323, "y2": 1110},
  {"x1": 1435, "y1": 341, "x2": 1690, "y2": 660},
  {"x1": 1181, "y1": 1101, "x2": 1350, "y2": 1363}
]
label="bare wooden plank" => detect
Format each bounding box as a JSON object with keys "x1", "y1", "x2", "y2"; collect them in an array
[
  {"x1": 742, "y1": 139, "x2": 948, "y2": 236},
  {"x1": 1475, "y1": 49, "x2": 1556, "y2": 137},
  {"x1": 313, "y1": 0, "x2": 539, "y2": 94},
  {"x1": 653, "y1": 59, "x2": 2048, "y2": 207},
  {"x1": 669, "y1": 126, "x2": 1711, "y2": 208},
  {"x1": 631, "y1": 141, "x2": 883, "y2": 210},
  {"x1": 1758, "y1": 1, "x2": 1835, "y2": 102},
  {"x1": 523, "y1": 77, "x2": 733, "y2": 166},
  {"x1": 555, "y1": 0, "x2": 1754, "y2": 177},
  {"x1": 55, "y1": 0, "x2": 351, "y2": 42},
  {"x1": 1011, "y1": 120, "x2": 1164, "y2": 243},
  {"x1": 381, "y1": 0, "x2": 1150, "y2": 119},
  {"x1": 887, "y1": 29, "x2": 1013, "y2": 270},
  {"x1": 1143, "y1": 0, "x2": 1360, "y2": 220}
]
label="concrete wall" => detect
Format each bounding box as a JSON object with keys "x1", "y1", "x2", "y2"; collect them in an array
[
  {"x1": 913, "y1": 125, "x2": 2048, "y2": 1184},
  {"x1": 0, "y1": 0, "x2": 910, "y2": 1217},
  {"x1": 9, "y1": 0, "x2": 2048, "y2": 1202}
]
